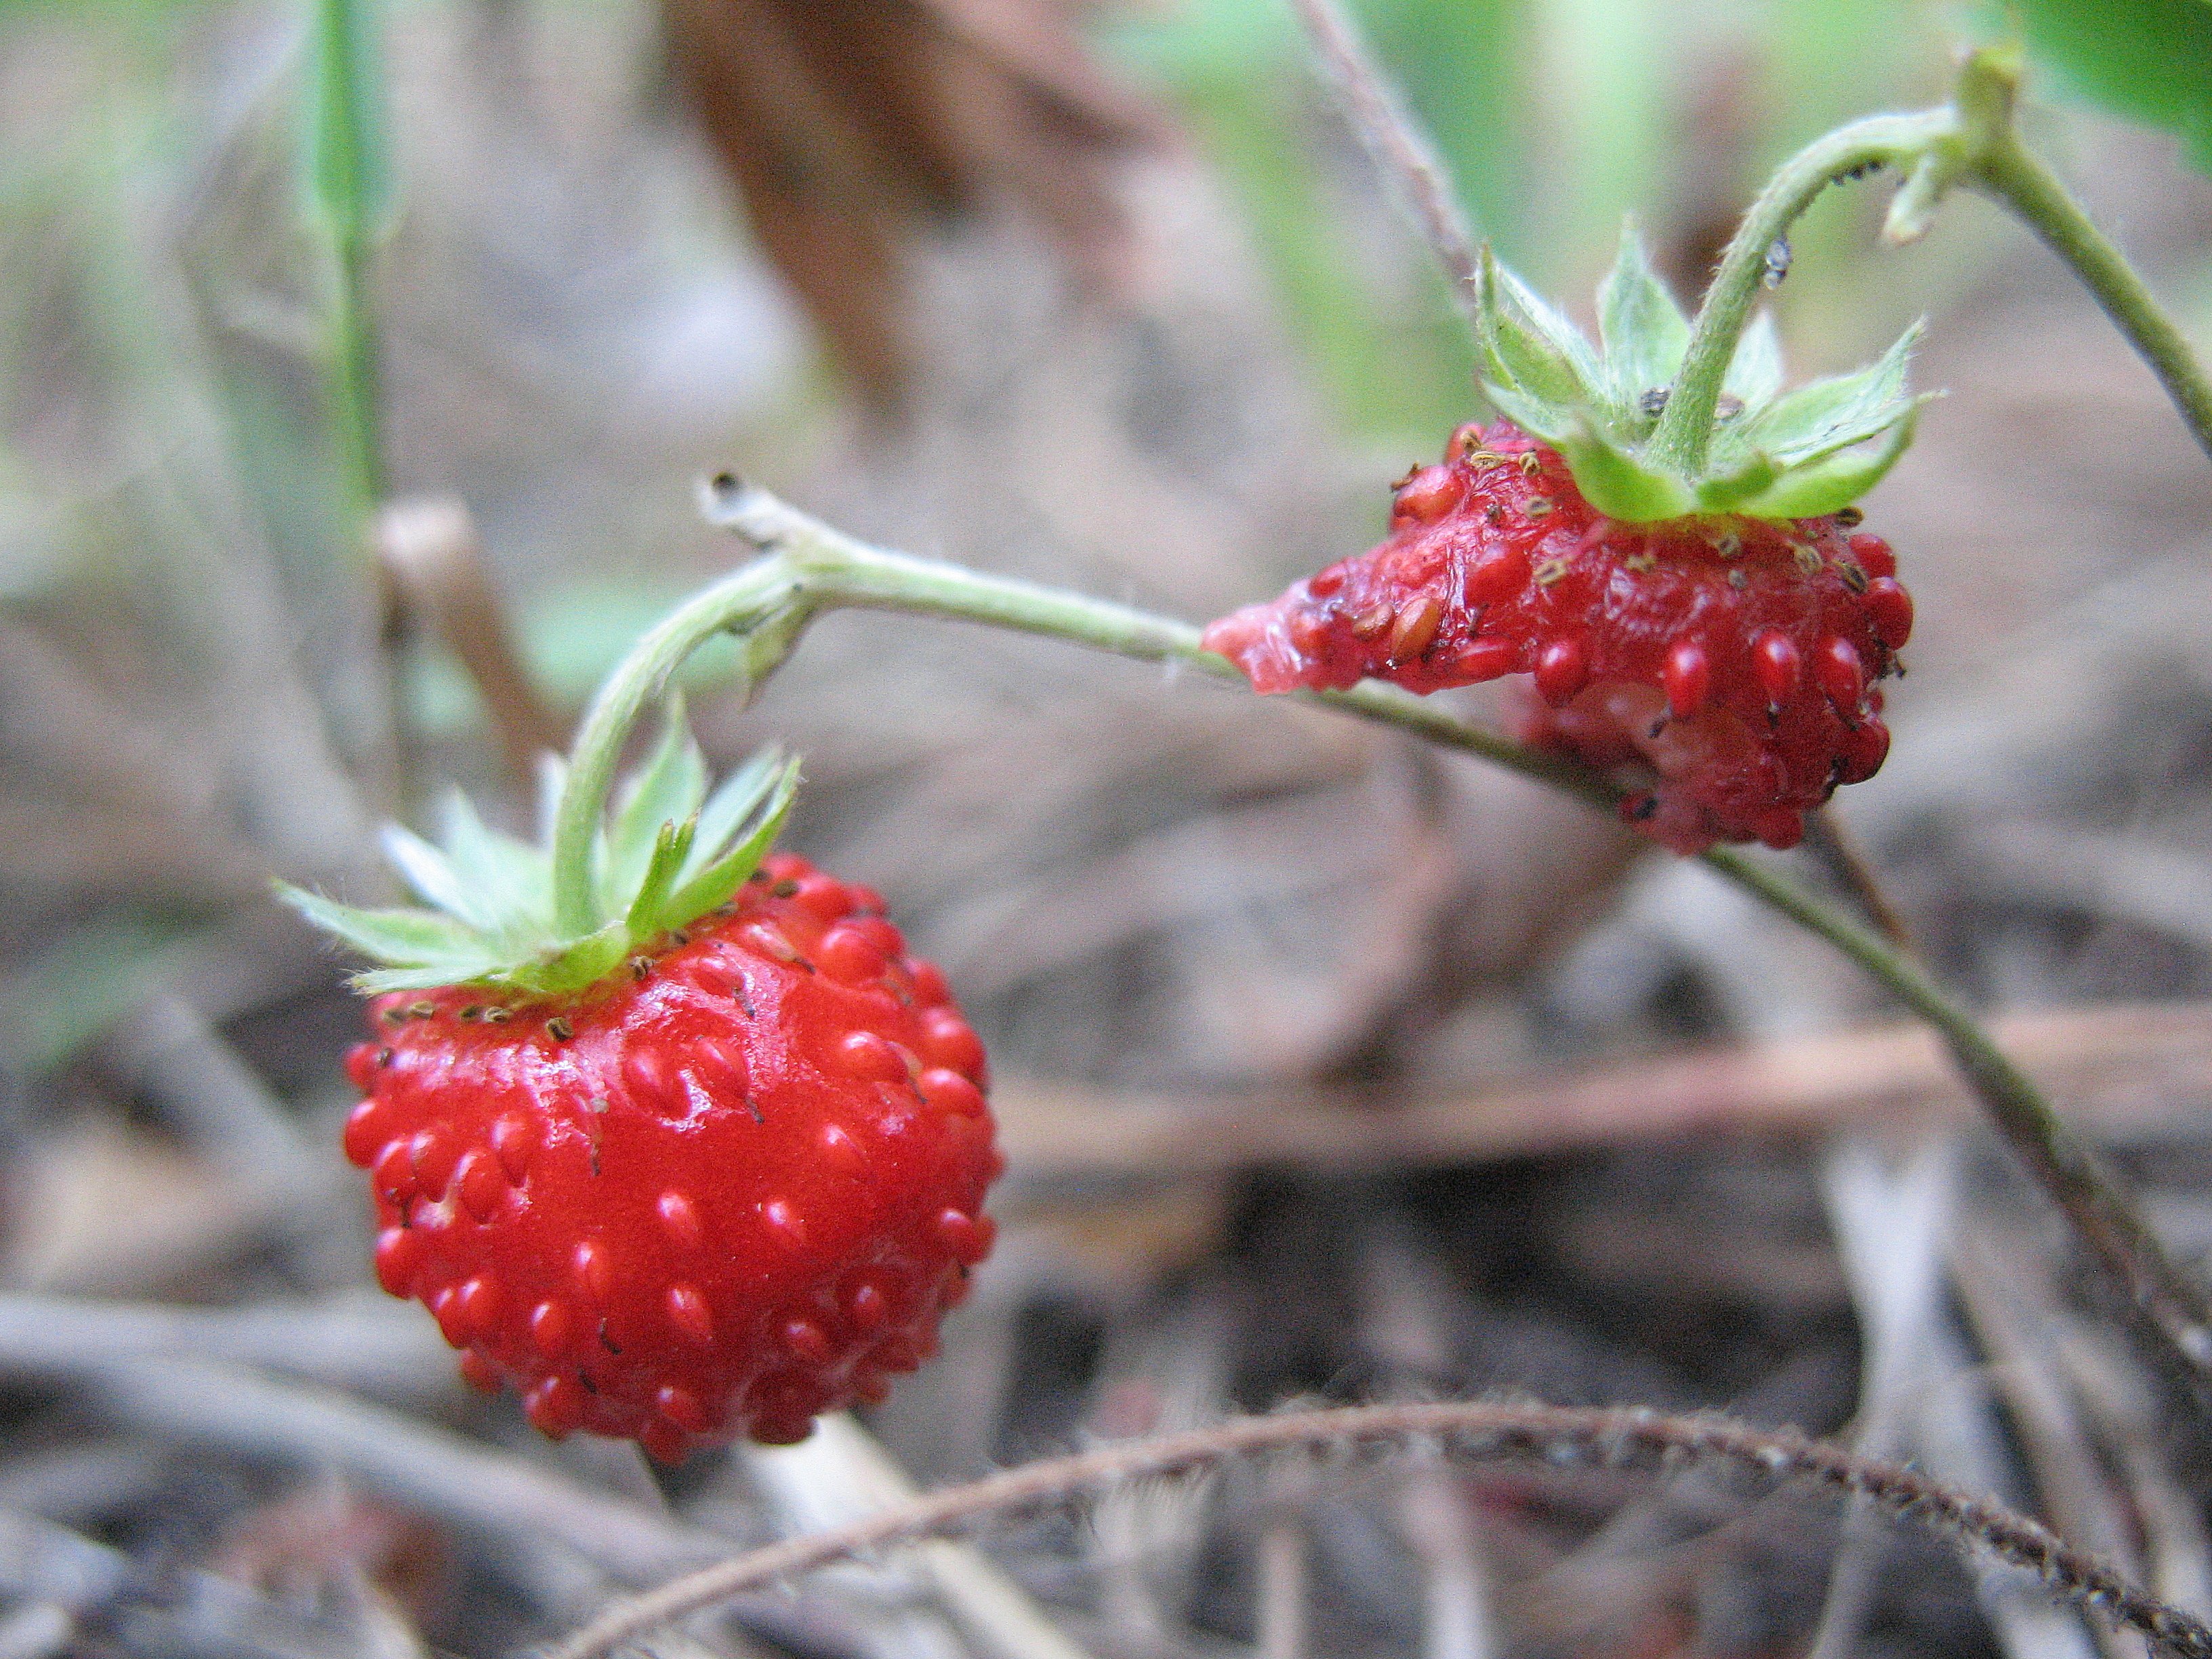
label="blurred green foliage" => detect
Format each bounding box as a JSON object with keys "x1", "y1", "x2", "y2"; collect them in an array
[
  {"x1": 2000, "y1": 0, "x2": 2212, "y2": 173},
  {"x1": 1103, "y1": 0, "x2": 1965, "y2": 443},
  {"x1": 2, "y1": 0, "x2": 2208, "y2": 1076}
]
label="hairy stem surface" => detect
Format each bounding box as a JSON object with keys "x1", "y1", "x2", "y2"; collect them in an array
[
  {"x1": 1647, "y1": 110, "x2": 1954, "y2": 474},
  {"x1": 652, "y1": 483, "x2": 2212, "y2": 1422},
  {"x1": 548, "y1": 1399, "x2": 2212, "y2": 1659},
  {"x1": 1968, "y1": 134, "x2": 2212, "y2": 466}
]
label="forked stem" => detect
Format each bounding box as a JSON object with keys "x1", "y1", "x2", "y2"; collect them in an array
[{"x1": 1650, "y1": 47, "x2": 2212, "y2": 476}]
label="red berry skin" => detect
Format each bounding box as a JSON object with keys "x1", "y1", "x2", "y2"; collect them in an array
[
  {"x1": 1200, "y1": 422, "x2": 1909, "y2": 853},
  {"x1": 341, "y1": 855, "x2": 1001, "y2": 1458}
]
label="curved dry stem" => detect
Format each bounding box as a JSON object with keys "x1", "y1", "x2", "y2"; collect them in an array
[{"x1": 546, "y1": 1399, "x2": 2212, "y2": 1659}]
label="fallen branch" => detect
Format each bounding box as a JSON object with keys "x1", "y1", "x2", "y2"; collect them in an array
[{"x1": 995, "y1": 1000, "x2": 2212, "y2": 1175}]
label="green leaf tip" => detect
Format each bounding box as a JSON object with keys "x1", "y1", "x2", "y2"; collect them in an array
[
  {"x1": 279, "y1": 729, "x2": 804, "y2": 998},
  {"x1": 1474, "y1": 226, "x2": 1923, "y2": 523}
]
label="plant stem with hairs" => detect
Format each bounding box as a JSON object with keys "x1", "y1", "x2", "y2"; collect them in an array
[
  {"x1": 1274, "y1": 0, "x2": 2212, "y2": 1411},
  {"x1": 515, "y1": 479, "x2": 2212, "y2": 1428},
  {"x1": 544, "y1": 1399, "x2": 2212, "y2": 1659}
]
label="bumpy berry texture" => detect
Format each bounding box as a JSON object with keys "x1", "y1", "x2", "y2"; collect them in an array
[
  {"x1": 340, "y1": 852, "x2": 1000, "y2": 1460},
  {"x1": 1202, "y1": 422, "x2": 1912, "y2": 853}
]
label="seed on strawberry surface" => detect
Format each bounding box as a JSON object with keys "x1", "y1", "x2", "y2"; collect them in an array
[
  {"x1": 1534, "y1": 637, "x2": 1590, "y2": 705},
  {"x1": 1817, "y1": 636, "x2": 1867, "y2": 710},
  {"x1": 1752, "y1": 631, "x2": 1801, "y2": 705},
  {"x1": 1662, "y1": 640, "x2": 1713, "y2": 718},
  {"x1": 1392, "y1": 464, "x2": 1465, "y2": 526}
]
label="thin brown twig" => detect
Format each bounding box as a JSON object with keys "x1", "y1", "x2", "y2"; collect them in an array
[
  {"x1": 1283, "y1": 0, "x2": 1482, "y2": 332},
  {"x1": 996, "y1": 1000, "x2": 2212, "y2": 1176},
  {"x1": 545, "y1": 1400, "x2": 2212, "y2": 1659},
  {"x1": 375, "y1": 497, "x2": 567, "y2": 789},
  {"x1": 1804, "y1": 807, "x2": 1914, "y2": 951}
]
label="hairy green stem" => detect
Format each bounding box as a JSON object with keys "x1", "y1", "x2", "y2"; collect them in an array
[
  {"x1": 583, "y1": 479, "x2": 2207, "y2": 1419},
  {"x1": 1652, "y1": 48, "x2": 2212, "y2": 483},
  {"x1": 1648, "y1": 110, "x2": 1955, "y2": 475},
  {"x1": 550, "y1": 558, "x2": 796, "y2": 934},
  {"x1": 1710, "y1": 845, "x2": 2212, "y2": 1401},
  {"x1": 1967, "y1": 134, "x2": 2212, "y2": 467}
]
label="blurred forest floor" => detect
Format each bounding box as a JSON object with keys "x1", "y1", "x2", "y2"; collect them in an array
[{"x1": 3, "y1": 1, "x2": 2212, "y2": 1656}]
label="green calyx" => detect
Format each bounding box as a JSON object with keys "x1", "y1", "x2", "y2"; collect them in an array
[
  {"x1": 278, "y1": 702, "x2": 800, "y2": 996},
  {"x1": 1475, "y1": 228, "x2": 1927, "y2": 522}
]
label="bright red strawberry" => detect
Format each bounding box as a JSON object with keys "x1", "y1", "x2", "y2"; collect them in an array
[
  {"x1": 284, "y1": 727, "x2": 1001, "y2": 1458},
  {"x1": 338, "y1": 853, "x2": 997, "y2": 1458},
  {"x1": 1203, "y1": 233, "x2": 1922, "y2": 854},
  {"x1": 1203, "y1": 421, "x2": 1909, "y2": 852}
]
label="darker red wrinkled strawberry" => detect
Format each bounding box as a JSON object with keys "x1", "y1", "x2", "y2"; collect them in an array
[
  {"x1": 340, "y1": 852, "x2": 1000, "y2": 1460},
  {"x1": 1202, "y1": 422, "x2": 1911, "y2": 853}
]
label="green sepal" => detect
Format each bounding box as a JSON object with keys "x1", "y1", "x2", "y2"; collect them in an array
[
  {"x1": 1731, "y1": 406, "x2": 1921, "y2": 518},
  {"x1": 1472, "y1": 223, "x2": 1925, "y2": 524},
  {"x1": 434, "y1": 791, "x2": 550, "y2": 936},
  {"x1": 522, "y1": 925, "x2": 632, "y2": 996},
  {"x1": 1596, "y1": 226, "x2": 1692, "y2": 422},
  {"x1": 686, "y1": 747, "x2": 787, "y2": 884},
  {"x1": 281, "y1": 726, "x2": 808, "y2": 998},
  {"x1": 1477, "y1": 247, "x2": 1603, "y2": 411},
  {"x1": 378, "y1": 825, "x2": 504, "y2": 937},
  {"x1": 655, "y1": 754, "x2": 799, "y2": 931},
  {"x1": 1740, "y1": 322, "x2": 1922, "y2": 466},
  {"x1": 276, "y1": 887, "x2": 486, "y2": 968},
  {"x1": 600, "y1": 695, "x2": 710, "y2": 924},
  {"x1": 1723, "y1": 313, "x2": 1786, "y2": 406},
  {"x1": 1551, "y1": 419, "x2": 1696, "y2": 521},
  {"x1": 1480, "y1": 378, "x2": 1576, "y2": 450},
  {"x1": 1692, "y1": 451, "x2": 1782, "y2": 512},
  {"x1": 350, "y1": 962, "x2": 504, "y2": 995}
]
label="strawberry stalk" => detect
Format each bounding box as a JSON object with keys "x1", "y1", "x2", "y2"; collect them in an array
[
  {"x1": 1653, "y1": 47, "x2": 2212, "y2": 477},
  {"x1": 676, "y1": 480, "x2": 2212, "y2": 1422},
  {"x1": 1646, "y1": 108, "x2": 1952, "y2": 478}
]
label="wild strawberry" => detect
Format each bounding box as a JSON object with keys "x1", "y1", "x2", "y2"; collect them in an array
[
  {"x1": 285, "y1": 727, "x2": 1000, "y2": 1458},
  {"x1": 1203, "y1": 233, "x2": 1923, "y2": 854},
  {"x1": 1204, "y1": 422, "x2": 1910, "y2": 851}
]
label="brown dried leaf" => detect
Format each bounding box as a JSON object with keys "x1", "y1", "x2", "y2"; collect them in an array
[{"x1": 662, "y1": 0, "x2": 1166, "y2": 405}]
